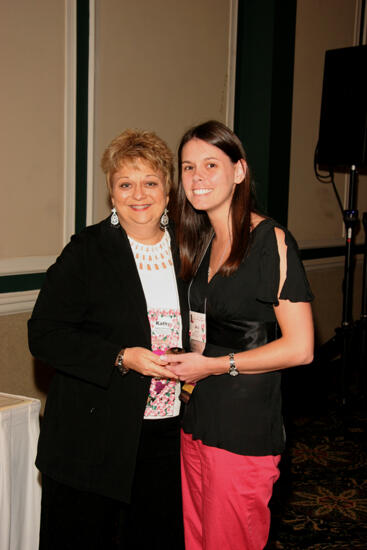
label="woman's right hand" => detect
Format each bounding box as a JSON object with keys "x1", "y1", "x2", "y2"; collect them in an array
[{"x1": 122, "y1": 347, "x2": 179, "y2": 379}]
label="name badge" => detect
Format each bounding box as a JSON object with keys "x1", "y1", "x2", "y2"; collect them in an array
[
  {"x1": 151, "y1": 314, "x2": 172, "y2": 337},
  {"x1": 189, "y1": 310, "x2": 206, "y2": 354}
]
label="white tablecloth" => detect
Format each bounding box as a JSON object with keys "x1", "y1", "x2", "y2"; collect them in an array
[{"x1": 0, "y1": 392, "x2": 41, "y2": 550}]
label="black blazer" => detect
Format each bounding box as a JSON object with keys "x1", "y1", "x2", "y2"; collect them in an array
[{"x1": 28, "y1": 217, "x2": 189, "y2": 503}]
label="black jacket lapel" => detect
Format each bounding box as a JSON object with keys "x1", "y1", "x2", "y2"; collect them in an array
[{"x1": 99, "y1": 218, "x2": 150, "y2": 339}]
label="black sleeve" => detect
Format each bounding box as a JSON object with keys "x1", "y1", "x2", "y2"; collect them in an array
[
  {"x1": 28, "y1": 233, "x2": 121, "y2": 388},
  {"x1": 257, "y1": 226, "x2": 314, "y2": 306}
]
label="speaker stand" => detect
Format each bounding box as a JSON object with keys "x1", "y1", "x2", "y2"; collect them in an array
[
  {"x1": 356, "y1": 212, "x2": 367, "y2": 398},
  {"x1": 339, "y1": 166, "x2": 359, "y2": 404},
  {"x1": 317, "y1": 165, "x2": 360, "y2": 405}
]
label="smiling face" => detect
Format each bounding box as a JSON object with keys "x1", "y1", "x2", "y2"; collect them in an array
[
  {"x1": 110, "y1": 158, "x2": 168, "y2": 240},
  {"x1": 180, "y1": 138, "x2": 245, "y2": 219}
]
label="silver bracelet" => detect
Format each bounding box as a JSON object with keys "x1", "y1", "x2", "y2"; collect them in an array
[
  {"x1": 228, "y1": 352, "x2": 239, "y2": 376},
  {"x1": 116, "y1": 349, "x2": 129, "y2": 376}
]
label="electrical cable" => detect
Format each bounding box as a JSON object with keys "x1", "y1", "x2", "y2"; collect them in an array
[{"x1": 314, "y1": 142, "x2": 344, "y2": 214}]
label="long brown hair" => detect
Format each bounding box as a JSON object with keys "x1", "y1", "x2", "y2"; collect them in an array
[{"x1": 175, "y1": 120, "x2": 256, "y2": 281}]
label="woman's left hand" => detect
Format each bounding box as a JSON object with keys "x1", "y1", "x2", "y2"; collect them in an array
[{"x1": 161, "y1": 352, "x2": 219, "y2": 383}]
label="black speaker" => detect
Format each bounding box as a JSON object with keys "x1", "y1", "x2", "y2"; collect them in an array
[{"x1": 317, "y1": 45, "x2": 367, "y2": 168}]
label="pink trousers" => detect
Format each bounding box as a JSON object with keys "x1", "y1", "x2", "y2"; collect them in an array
[{"x1": 181, "y1": 431, "x2": 280, "y2": 550}]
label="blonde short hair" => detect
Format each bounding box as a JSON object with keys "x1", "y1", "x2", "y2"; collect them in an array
[{"x1": 101, "y1": 129, "x2": 174, "y2": 194}]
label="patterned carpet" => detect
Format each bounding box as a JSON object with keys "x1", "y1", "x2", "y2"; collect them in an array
[{"x1": 266, "y1": 362, "x2": 367, "y2": 549}]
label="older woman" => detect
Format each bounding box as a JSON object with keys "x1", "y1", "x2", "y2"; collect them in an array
[
  {"x1": 28, "y1": 129, "x2": 188, "y2": 550},
  {"x1": 166, "y1": 120, "x2": 314, "y2": 550}
]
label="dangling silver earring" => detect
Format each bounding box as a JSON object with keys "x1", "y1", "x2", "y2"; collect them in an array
[
  {"x1": 111, "y1": 207, "x2": 119, "y2": 226},
  {"x1": 160, "y1": 207, "x2": 169, "y2": 229}
]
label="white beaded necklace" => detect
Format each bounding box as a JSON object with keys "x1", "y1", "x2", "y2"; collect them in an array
[{"x1": 128, "y1": 231, "x2": 173, "y2": 272}]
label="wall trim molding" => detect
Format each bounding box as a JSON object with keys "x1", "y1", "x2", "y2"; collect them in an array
[
  {"x1": 0, "y1": 1, "x2": 77, "y2": 298},
  {"x1": 299, "y1": 237, "x2": 345, "y2": 250},
  {"x1": 63, "y1": 0, "x2": 77, "y2": 246},
  {"x1": 304, "y1": 254, "x2": 363, "y2": 272},
  {"x1": 75, "y1": 0, "x2": 90, "y2": 234},
  {"x1": 0, "y1": 290, "x2": 39, "y2": 316},
  {"x1": 234, "y1": 0, "x2": 297, "y2": 226},
  {"x1": 225, "y1": 0, "x2": 238, "y2": 128},
  {"x1": 86, "y1": 0, "x2": 95, "y2": 226},
  {"x1": 354, "y1": 0, "x2": 367, "y2": 45},
  {"x1": 0, "y1": 256, "x2": 56, "y2": 276}
]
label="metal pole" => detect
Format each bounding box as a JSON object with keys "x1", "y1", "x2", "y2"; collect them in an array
[{"x1": 339, "y1": 166, "x2": 359, "y2": 404}]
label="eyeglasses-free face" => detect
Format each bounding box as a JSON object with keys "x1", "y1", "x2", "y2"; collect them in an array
[
  {"x1": 110, "y1": 158, "x2": 168, "y2": 241},
  {"x1": 181, "y1": 138, "x2": 245, "y2": 219}
]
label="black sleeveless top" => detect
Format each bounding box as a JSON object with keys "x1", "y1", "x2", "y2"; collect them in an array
[{"x1": 182, "y1": 219, "x2": 313, "y2": 456}]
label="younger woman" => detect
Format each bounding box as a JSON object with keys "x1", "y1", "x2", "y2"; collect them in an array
[{"x1": 167, "y1": 120, "x2": 314, "y2": 550}]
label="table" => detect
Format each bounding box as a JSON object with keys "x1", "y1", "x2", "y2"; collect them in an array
[{"x1": 0, "y1": 392, "x2": 41, "y2": 550}]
